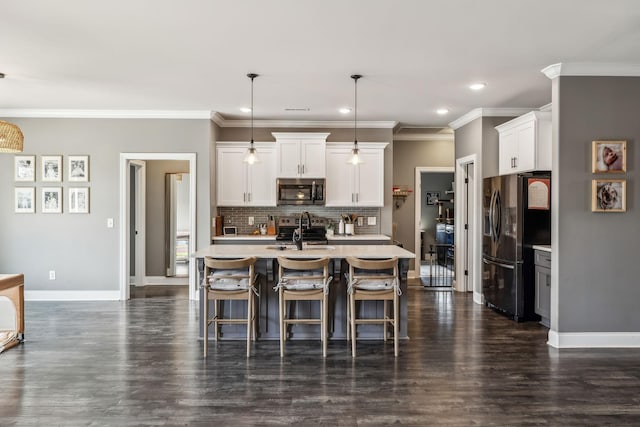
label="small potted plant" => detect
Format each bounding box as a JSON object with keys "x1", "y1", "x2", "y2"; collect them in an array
[{"x1": 325, "y1": 220, "x2": 335, "y2": 237}]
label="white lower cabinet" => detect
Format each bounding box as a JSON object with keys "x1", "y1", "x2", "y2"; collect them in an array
[
  {"x1": 325, "y1": 143, "x2": 387, "y2": 207},
  {"x1": 216, "y1": 143, "x2": 276, "y2": 206}
]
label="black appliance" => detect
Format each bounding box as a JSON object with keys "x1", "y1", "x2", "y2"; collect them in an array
[
  {"x1": 275, "y1": 215, "x2": 329, "y2": 244},
  {"x1": 482, "y1": 172, "x2": 551, "y2": 321},
  {"x1": 277, "y1": 178, "x2": 324, "y2": 206}
]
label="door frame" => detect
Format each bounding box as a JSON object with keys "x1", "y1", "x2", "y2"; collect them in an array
[
  {"x1": 130, "y1": 160, "x2": 146, "y2": 288},
  {"x1": 119, "y1": 153, "x2": 197, "y2": 301},
  {"x1": 413, "y1": 166, "x2": 455, "y2": 279},
  {"x1": 455, "y1": 154, "x2": 482, "y2": 302}
]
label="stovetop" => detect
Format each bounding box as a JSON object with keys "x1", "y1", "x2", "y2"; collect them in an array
[{"x1": 276, "y1": 216, "x2": 329, "y2": 242}]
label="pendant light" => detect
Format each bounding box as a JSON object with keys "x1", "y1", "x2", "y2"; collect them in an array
[
  {"x1": 244, "y1": 73, "x2": 259, "y2": 165},
  {"x1": 349, "y1": 74, "x2": 362, "y2": 165},
  {"x1": 0, "y1": 74, "x2": 24, "y2": 153}
]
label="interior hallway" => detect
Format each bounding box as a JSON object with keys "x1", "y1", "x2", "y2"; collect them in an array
[{"x1": 2, "y1": 280, "x2": 639, "y2": 425}]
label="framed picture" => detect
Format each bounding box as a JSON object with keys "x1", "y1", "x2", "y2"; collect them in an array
[
  {"x1": 592, "y1": 179, "x2": 626, "y2": 212},
  {"x1": 42, "y1": 187, "x2": 62, "y2": 213},
  {"x1": 14, "y1": 155, "x2": 35, "y2": 182},
  {"x1": 14, "y1": 187, "x2": 35, "y2": 213},
  {"x1": 592, "y1": 140, "x2": 626, "y2": 173},
  {"x1": 41, "y1": 155, "x2": 62, "y2": 182},
  {"x1": 68, "y1": 187, "x2": 89, "y2": 213},
  {"x1": 425, "y1": 191, "x2": 440, "y2": 206},
  {"x1": 68, "y1": 155, "x2": 89, "y2": 182}
]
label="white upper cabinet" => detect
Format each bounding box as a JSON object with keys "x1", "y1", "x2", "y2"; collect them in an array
[
  {"x1": 496, "y1": 111, "x2": 552, "y2": 175},
  {"x1": 273, "y1": 132, "x2": 329, "y2": 178},
  {"x1": 216, "y1": 142, "x2": 277, "y2": 206},
  {"x1": 325, "y1": 142, "x2": 387, "y2": 207}
]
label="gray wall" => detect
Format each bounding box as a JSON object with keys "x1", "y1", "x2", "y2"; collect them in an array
[
  {"x1": 555, "y1": 76, "x2": 640, "y2": 332},
  {"x1": 145, "y1": 160, "x2": 189, "y2": 276},
  {"x1": 0, "y1": 118, "x2": 211, "y2": 291},
  {"x1": 215, "y1": 126, "x2": 395, "y2": 236},
  {"x1": 393, "y1": 139, "x2": 455, "y2": 267}
]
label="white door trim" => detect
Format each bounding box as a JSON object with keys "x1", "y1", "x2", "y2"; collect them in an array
[
  {"x1": 130, "y1": 160, "x2": 146, "y2": 289},
  {"x1": 413, "y1": 166, "x2": 455, "y2": 279},
  {"x1": 119, "y1": 153, "x2": 198, "y2": 301},
  {"x1": 455, "y1": 154, "x2": 482, "y2": 302}
]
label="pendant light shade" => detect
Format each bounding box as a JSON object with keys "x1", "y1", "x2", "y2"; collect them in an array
[
  {"x1": 349, "y1": 74, "x2": 362, "y2": 165},
  {"x1": 0, "y1": 120, "x2": 24, "y2": 153},
  {"x1": 244, "y1": 73, "x2": 259, "y2": 165}
]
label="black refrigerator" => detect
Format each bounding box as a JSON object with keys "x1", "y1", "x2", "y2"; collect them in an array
[{"x1": 482, "y1": 172, "x2": 551, "y2": 321}]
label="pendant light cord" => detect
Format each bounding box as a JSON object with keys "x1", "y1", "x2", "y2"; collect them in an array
[
  {"x1": 248, "y1": 73, "x2": 258, "y2": 145},
  {"x1": 351, "y1": 74, "x2": 362, "y2": 150}
]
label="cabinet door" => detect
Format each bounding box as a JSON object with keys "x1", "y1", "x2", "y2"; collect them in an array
[
  {"x1": 355, "y1": 148, "x2": 384, "y2": 206},
  {"x1": 277, "y1": 140, "x2": 301, "y2": 178},
  {"x1": 514, "y1": 121, "x2": 536, "y2": 172},
  {"x1": 217, "y1": 147, "x2": 247, "y2": 206},
  {"x1": 325, "y1": 148, "x2": 355, "y2": 206},
  {"x1": 534, "y1": 265, "x2": 551, "y2": 320},
  {"x1": 300, "y1": 141, "x2": 326, "y2": 178},
  {"x1": 248, "y1": 147, "x2": 277, "y2": 206},
  {"x1": 499, "y1": 128, "x2": 518, "y2": 175}
]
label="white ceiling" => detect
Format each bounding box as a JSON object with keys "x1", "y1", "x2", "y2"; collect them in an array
[{"x1": 2, "y1": 0, "x2": 640, "y2": 128}]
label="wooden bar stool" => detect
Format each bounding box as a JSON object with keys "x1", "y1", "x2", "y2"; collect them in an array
[
  {"x1": 345, "y1": 256, "x2": 400, "y2": 357},
  {"x1": 276, "y1": 256, "x2": 332, "y2": 358},
  {"x1": 203, "y1": 256, "x2": 257, "y2": 358}
]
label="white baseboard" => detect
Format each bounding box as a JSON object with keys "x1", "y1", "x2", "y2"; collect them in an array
[
  {"x1": 143, "y1": 276, "x2": 188, "y2": 286},
  {"x1": 473, "y1": 291, "x2": 483, "y2": 305},
  {"x1": 25, "y1": 290, "x2": 120, "y2": 301},
  {"x1": 548, "y1": 330, "x2": 640, "y2": 348}
]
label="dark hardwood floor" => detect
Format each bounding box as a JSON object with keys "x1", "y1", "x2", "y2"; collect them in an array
[{"x1": 2, "y1": 280, "x2": 640, "y2": 425}]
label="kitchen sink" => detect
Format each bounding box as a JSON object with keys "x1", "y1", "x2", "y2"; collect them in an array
[{"x1": 265, "y1": 245, "x2": 335, "y2": 251}]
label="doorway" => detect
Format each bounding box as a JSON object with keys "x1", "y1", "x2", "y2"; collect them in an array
[
  {"x1": 455, "y1": 154, "x2": 480, "y2": 301},
  {"x1": 414, "y1": 167, "x2": 455, "y2": 285},
  {"x1": 119, "y1": 153, "x2": 197, "y2": 301}
]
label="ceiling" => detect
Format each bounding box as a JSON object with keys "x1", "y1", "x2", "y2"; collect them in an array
[{"x1": 2, "y1": 1, "x2": 640, "y2": 129}]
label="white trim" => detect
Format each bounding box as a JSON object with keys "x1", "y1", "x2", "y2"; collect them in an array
[
  {"x1": 539, "y1": 103, "x2": 553, "y2": 112},
  {"x1": 210, "y1": 112, "x2": 397, "y2": 129},
  {"x1": 143, "y1": 276, "x2": 189, "y2": 286},
  {"x1": 542, "y1": 62, "x2": 640, "y2": 79},
  {"x1": 271, "y1": 132, "x2": 331, "y2": 140},
  {"x1": 548, "y1": 331, "x2": 640, "y2": 348},
  {"x1": 455, "y1": 154, "x2": 481, "y2": 298},
  {"x1": 325, "y1": 141, "x2": 389, "y2": 149},
  {"x1": 413, "y1": 166, "x2": 455, "y2": 279},
  {"x1": 129, "y1": 160, "x2": 146, "y2": 288},
  {"x1": 25, "y1": 291, "x2": 120, "y2": 301},
  {"x1": 448, "y1": 108, "x2": 533, "y2": 130},
  {"x1": 0, "y1": 109, "x2": 210, "y2": 119},
  {"x1": 119, "y1": 153, "x2": 197, "y2": 302},
  {"x1": 393, "y1": 133, "x2": 454, "y2": 142}
]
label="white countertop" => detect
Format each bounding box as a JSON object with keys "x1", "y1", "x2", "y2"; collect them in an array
[
  {"x1": 212, "y1": 234, "x2": 391, "y2": 241},
  {"x1": 193, "y1": 243, "x2": 415, "y2": 260},
  {"x1": 533, "y1": 245, "x2": 551, "y2": 252}
]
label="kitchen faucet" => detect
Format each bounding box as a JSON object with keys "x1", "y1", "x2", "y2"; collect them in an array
[{"x1": 293, "y1": 211, "x2": 311, "y2": 250}]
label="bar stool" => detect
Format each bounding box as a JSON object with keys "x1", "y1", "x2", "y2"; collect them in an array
[
  {"x1": 275, "y1": 256, "x2": 332, "y2": 357},
  {"x1": 203, "y1": 256, "x2": 257, "y2": 358},
  {"x1": 345, "y1": 256, "x2": 400, "y2": 357}
]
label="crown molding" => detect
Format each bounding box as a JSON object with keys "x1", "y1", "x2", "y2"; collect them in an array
[
  {"x1": 210, "y1": 112, "x2": 397, "y2": 129},
  {"x1": 393, "y1": 133, "x2": 454, "y2": 142},
  {"x1": 0, "y1": 109, "x2": 211, "y2": 119},
  {"x1": 448, "y1": 108, "x2": 533, "y2": 130},
  {"x1": 542, "y1": 62, "x2": 640, "y2": 79}
]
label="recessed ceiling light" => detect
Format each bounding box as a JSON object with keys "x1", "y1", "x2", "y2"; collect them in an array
[
  {"x1": 339, "y1": 107, "x2": 352, "y2": 114},
  {"x1": 436, "y1": 108, "x2": 449, "y2": 115},
  {"x1": 240, "y1": 107, "x2": 252, "y2": 113},
  {"x1": 469, "y1": 82, "x2": 487, "y2": 91}
]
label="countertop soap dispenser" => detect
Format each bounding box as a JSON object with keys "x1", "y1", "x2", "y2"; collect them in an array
[{"x1": 338, "y1": 218, "x2": 345, "y2": 235}]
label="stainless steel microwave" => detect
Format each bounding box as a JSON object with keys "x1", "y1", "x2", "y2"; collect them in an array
[{"x1": 277, "y1": 178, "x2": 325, "y2": 205}]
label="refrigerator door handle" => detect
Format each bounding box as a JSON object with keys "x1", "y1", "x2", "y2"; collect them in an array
[{"x1": 482, "y1": 256, "x2": 515, "y2": 270}]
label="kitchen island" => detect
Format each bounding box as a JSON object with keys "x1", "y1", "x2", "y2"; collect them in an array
[{"x1": 193, "y1": 244, "x2": 415, "y2": 341}]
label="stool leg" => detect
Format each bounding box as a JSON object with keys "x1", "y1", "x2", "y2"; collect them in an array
[
  {"x1": 383, "y1": 300, "x2": 388, "y2": 342},
  {"x1": 322, "y1": 294, "x2": 327, "y2": 358},
  {"x1": 203, "y1": 289, "x2": 208, "y2": 357},
  {"x1": 394, "y1": 292, "x2": 399, "y2": 357},
  {"x1": 350, "y1": 293, "x2": 357, "y2": 358},
  {"x1": 346, "y1": 294, "x2": 350, "y2": 342},
  {"x1": 246, "y1": 291, "x2": 252, "y2": 358},
  {"x1": 279, "y1": 290, "x2": 285, "y2": 358}
]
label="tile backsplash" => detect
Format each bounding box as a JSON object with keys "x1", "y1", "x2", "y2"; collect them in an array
[{"x1": 217, "y1": 206, "x2": 381, "y2": 235}]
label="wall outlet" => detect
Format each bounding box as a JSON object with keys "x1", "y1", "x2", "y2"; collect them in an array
[
  {"x1": 368, "y1": 216, "x2": 377, "y2": 226},
  {"x1": 357, "y1": 217, "x2": 364, "y2": 226},
  {"x1": 248, "y1": 216, "x2": 254, "y2": 225},
  {"x1": 49, "y1": 270, "x2": 56, "y2": 280}
]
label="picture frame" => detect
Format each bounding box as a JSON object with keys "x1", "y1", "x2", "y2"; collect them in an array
[
  {"x1": 592, "y1": 179, "x2": 626, "y2": 212},
  {"x1": 592, "y1": 140, "x2": 626, "y2": 173},
  {"x1": 68, "y1": 187, "x2": 89, "y2": 213},
  {"x1": 68, "y1": 155, "x2": 89, "y2": 182},
  {"x1": 14, "y1": 155, "x2": 35, "y2": 182},
  {"x1": 41, "y1": 155, "x2": 63, "y2": 182},
  {"x1": 14, "y1": 187, "x2": 35, "y2": 213},
  {"x1": 425, "y1": 191, "x2": 440, "y2": 206},
  {"x1": 42, "y1": 187, "x2": 62, "y2": 213}
]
